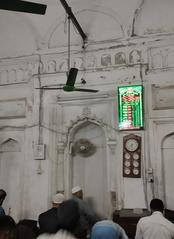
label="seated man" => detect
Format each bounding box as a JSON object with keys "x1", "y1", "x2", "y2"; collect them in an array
[
  {"x1": 38, "y1": 193, "x2": 65, "y2": 234},
  {"x1": 135, "y1": 198, "x2": 174, "y2": 239},
  {"x1": 91, "y1": 220, "x2": 129, "y2": 239}
]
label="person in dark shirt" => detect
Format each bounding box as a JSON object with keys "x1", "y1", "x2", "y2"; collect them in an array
[
  {"x1": 71, "y1": 186, "x2": 98, "y2": 239},
  {"x1": 0, "y1": 189, "x2": 7, "y2": 216},
  {"x1": 38, "y1": 193, "x2": 65, "y2": 234},
  {"x1": 37, "y1": 199, "x2": 80, "y2": 239}
]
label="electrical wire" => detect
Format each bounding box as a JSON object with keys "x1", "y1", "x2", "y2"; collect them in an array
[{"x1": 68, "y1": 15, "x2": 71, "y2": 72}]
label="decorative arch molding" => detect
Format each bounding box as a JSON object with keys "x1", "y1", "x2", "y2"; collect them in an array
[
  {"x1": 0, "y1": 46, "x2": 145, "y2": 86},
  {"x1": 44, "y1": 5, "x2": 125, "y2": 49},
  {"x1": 64, "y1": 107, "x2": 116, "y2": 147},
  {"x1": 161, "y1": 131, "x2": 174, "y2": 208},
  {"x1": 67, "y1": 117, "x2": 107, "y2": 143},
  {"x1": 161, "y1": 131, "x2": 174, "y2": 148},
  {"x1": 0, "y1": 137, "x2": 21, "y2": 152}
]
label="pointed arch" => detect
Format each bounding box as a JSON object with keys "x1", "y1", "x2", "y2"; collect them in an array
[{"x1": 0, "y1": 138, "x2": 21, "y2": 152}]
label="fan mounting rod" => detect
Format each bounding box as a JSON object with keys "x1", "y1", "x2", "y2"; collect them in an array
[{"x1": 60, "y1": 0, "x2": 87, "y2": 43}]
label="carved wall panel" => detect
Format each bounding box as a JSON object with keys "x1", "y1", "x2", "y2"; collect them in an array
[
  {"x1": 115, "y1": 52, "x2": 126, "y2": 65},
  {"x1": 152, "y1": 84, "x2": 174, "y2": 110},
  {"x1": 101, "y1": 54, "x2": 112, "y2": 66},
  {"x1": 149, "y1": 46, "x2": 174, "y2": 70},
  {"x1": 129, "y1": 50, "x2": 141, "y2": 64},
  {"x1": 0, "y1": 61, "x2": 38, "y2": 85},
  {"x1": 0, "y1": 99, "x2": 26, "y2": 119},
  {"x1": 0, "y1": 45, "x2": 146, "y2": 86},
  {"x1": 166, "y1": 51, "x2": 174, "y2": 68},
  {"x1": 0, "y1": 38, "x2": 174, "y2": 87}
]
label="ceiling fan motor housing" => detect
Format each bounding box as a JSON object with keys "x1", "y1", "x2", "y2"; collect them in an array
[
  {"x1": 66, "y1": 68, "x2": 78, "y2": 86},
  {"x1": 63, "y1": 85, "x2": 75, "y2": 91}
]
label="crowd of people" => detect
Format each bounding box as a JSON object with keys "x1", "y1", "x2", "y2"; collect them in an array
[{"x1": 0, "y1": 188, "x2": 174, "y2": 239}]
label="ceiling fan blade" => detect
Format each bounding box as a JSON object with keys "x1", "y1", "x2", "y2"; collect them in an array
[
  {"x1": 74, "y1": 88, "x2": 99, "y2": 93},
  {"x1": 35, "y1": 87, "x2": 63, "y2": 90},
  {"x1": 0, "y1": 0, "x2": 47, "y2": 15},
  {"x1": 66, "y1": 68, "x2": 78, "y2": 87}
]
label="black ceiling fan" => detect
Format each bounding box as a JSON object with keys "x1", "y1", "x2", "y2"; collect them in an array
[
  {"x1": 37, "y1": 68, "x2": 98, "y2": 93},
  {"x1": 0, "y1": 0, "x2": 47, "y2": 15}
]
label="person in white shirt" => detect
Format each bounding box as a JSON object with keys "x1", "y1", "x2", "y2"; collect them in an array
[
  {"x1": 135, "y1": 198, "x2": 174, "y2": 239},
  {"x1": 37, "y1": 230, "x2": 77, "y2": 239}
]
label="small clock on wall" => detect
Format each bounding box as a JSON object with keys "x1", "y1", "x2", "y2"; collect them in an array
[
  {"x1": 123, "y1": 134, "x2": 141, "y2": 178},
  {"x1": 125, "y1": 138, "x2": 139, "y2": 152}
]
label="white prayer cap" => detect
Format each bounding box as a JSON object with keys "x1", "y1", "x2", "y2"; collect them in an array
[
  {"x1": 72, "y1": 186, "x2": 82, "y2": 194},
  {"x1": 52, "y1": 193, "x2": 65, "y2": 204}
]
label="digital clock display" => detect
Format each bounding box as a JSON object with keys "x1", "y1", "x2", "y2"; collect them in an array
[{"x1": 118, "y1": 85, "x2": 144, "y2": 130}]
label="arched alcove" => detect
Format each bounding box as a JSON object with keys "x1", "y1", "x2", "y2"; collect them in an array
[
  {"x1": 0, "y1": 136, "x2": 23, "y2": 221},
  {"x1": 64, "y1": 114, "x2": 114, "y2": 218},
  {"x1": 71, "y1": 121, "x2": 107, "y2": 218},
  {"x1": 0, "y1": 138, "x2": 21, "y2": 152},
  {"x1": 161, "y1": 133, "x2": 174, "y2": 209},
  {"x1": 49, "y1": 9, "x2": 124, "y2": 48}
]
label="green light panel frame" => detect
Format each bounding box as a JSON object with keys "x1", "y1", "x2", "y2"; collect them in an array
[{"x1": 118, "y1": 85, "x2": 144, "y2": 130}]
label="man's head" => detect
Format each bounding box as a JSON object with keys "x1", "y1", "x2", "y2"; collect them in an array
[
  {"x1": 72, "y1": 186, "x2": 83, "y2": 199},
  {"x1": 150, "y1": 198, "x2": 164, "y2": 213},
  {"x1": 52, "y1": 193, "x2": 65, "y2": 208},
  {"x1": 0, "y1": 215, "x2": 16, "y2": 239},
  {"x1": 0, "y1": 189, "x2": 6, "y2": 206}
]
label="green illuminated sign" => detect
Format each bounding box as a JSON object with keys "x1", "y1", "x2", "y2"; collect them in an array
[{"x1": 118, "y1": 85, "x2": 144, "y2": 130}]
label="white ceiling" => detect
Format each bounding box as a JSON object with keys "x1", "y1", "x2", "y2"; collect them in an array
[{"x1": 0, "y1": 0, "x2": 174, "y2": 58}]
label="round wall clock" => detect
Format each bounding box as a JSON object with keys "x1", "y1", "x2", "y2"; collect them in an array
[
  {"x1": 124, "y1": 152, "x2": 131, "y2": 160},
  {"x1": 133, "y1": 152, "x2": 140, "y2": 160},
  {"x1": 125, "y1": 138, "x2": 139, "y2": 152},
  {"x1": 124, "y1": 160, "x2": 131, "y2": 167},
  {"x1": 124, "y1": 168, "x2": 131, "y2": 175},
  {"x1": 133, "y1": 160, "x2": 139, "y2": 167},
  {"x1": 133, "y1": 168, "x2": 139, "y2": 175},
  {"x1": 123, "y1": 134, "x2": 141, "y2": 178}
]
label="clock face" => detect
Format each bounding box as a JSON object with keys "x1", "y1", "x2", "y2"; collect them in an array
[
  {"x1": 124, "y1": 168, "x2": 131, "y2": 175},
  {"x1": 133, "y1": 160, "x2": 139, "y2": 167},
  {"x1": 125, "y1": 138, "x2": 139, "y2": 152},
  {"x1": 123, "y1": 135, "x2": 141, "y2": 178},
  {"x1": 133, "y1": 168, "x2": 139, "y2": 175},
  {"x1": 124, "y1": 153, "x2": 131, "y2": 160},
  {"x1": 133, "y1": 152, "x2": 139, "y2": 160},
  {"x1": 124, "y1": 160, "x2": 131, "y2": 167}
]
